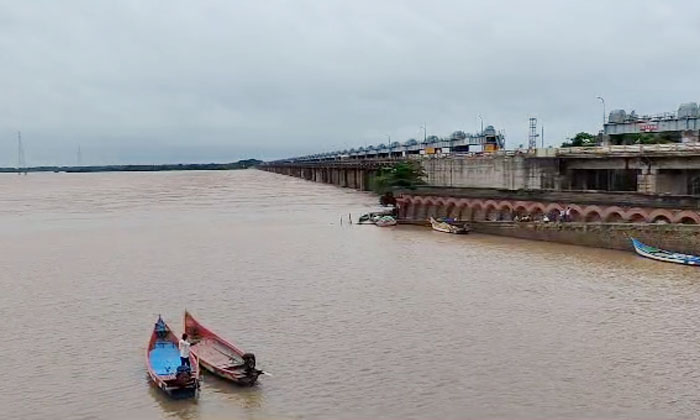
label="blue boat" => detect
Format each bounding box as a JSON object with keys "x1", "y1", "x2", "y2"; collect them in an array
[
  {"x1": 146, "y1": 316, "x2": 200, "y2": 398},
  {"x1": 631, "y1": 238, "x2": 700, "y2": 266}
]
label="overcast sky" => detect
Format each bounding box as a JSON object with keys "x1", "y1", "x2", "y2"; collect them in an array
[{"x1": 2, "y1": 0, "x2": 700, "y2": 165}]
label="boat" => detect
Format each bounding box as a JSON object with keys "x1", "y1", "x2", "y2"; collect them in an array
[
  {"x1": 375, "y1": 215, "x2": 397, "y2": 227},
  {"x1": 184, "y1": 311, "x2": 263, "y2": 386},
  {"x1": 358, "y1": 209, "x2": 394, "y2": 224},
  {"x1": 146, "y1": 316, "x2": 200, "y2": 398},
  {"x1": 429, "y1": 217, "x2": 470, "y2": 234},
  {"x1": 631, "y1": 238, "x2": 700, "y2": 266}
]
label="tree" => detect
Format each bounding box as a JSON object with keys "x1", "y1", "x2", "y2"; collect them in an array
[
  {"x1": 561, "y1": 132, "x2": 596, "y2": 147},
  {"x1": 371, "y1": 161, "x2": 427, "y2": 203},
  {"x1": 613, "y1": 132, "x2": 679, "y2": 145}
]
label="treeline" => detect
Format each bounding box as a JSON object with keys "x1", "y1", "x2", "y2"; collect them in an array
[{"x1": 0, "y1": 159, "x2": 263, "y2": 173}]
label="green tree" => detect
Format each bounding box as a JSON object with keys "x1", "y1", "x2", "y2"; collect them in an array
[
  {"x1": 613, "y1": 132, "x2": 678, "y2": 145},
  {"x1": 371, "y1": 161, "x2": 426, "y2": 196},
  {"x1": 561, "y1": 132, "x2": 596, "y2": 147}
]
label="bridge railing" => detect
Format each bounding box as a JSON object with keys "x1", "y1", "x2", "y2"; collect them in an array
[{"x1": 556, "y1": 143, "x2": 700, "y2": 156}]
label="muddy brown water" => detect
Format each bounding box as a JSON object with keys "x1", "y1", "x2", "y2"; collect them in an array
[{"x1": 1, "y1": 169, "x2": 699, "y2": 419}]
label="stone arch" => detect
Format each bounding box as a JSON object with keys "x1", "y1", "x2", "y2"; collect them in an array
[
  {"x1": 649, "y1": 209, "x2": 674, "y2": 224},
  {"x1": 441, "y1": 198, "x2": 458, "y2": 219},
  {"x1": 457, "y1": 204, "x2": 471, "y2": 221},
  {"x1": 527, "y1": 203, "x2": 546, "y2": 220},
  {"x1": 582, "y1": 205, "x2": 604, "y2": 223},
  {"x1": 497, "y1": 201, "x2": 513, "y2": 212},
  {"x1": 433, "y1": 198, "x2": 449, "y2": 218},
  {"x1": 470, "y1": 201, "x2": 484, "y2": 221},
  {"x1": 414, "y1": 198, "x2": 428, "y2": 220},
  {"x1": 513, "y1": 204, "x2": 528, "y2": 217},
  {"x1": 604, "y1": 211, "x2": 625, "y2": 223},
  {"x1": 543, "y1": 203, "x2": 564, "y2": 220},
  {"x1": 399, "y1": 199, "x2": 413, "y2": 219},
  {"x1": 602, "y1": 206, "x2": 626, "y2": 223},
  {"x1": 544, "y1": 202, "x2": 564, "y2": 214},
  {"x1": 624, "y1": 207, "x2": 647, "y2": 223},
  {"x1": 483, "y1": 200, "x2": 499, "y2": 210},
  {"x1": 453, "y1": 199, "x2": 470, "y2": 220},
  {"x1": 425, "y1": 199, "x2": 440, "y2": 218},
  {"x1": 673, "y1": 211, "x2": 700, "y2": 224},
  {"x1": 627, "y1": 213, "x2": 647, "y2": 223},
  {"x1": 484, "y1": 202, "x2": 500, "y2": 221},
  {"x1": 567, "y1": 204, "x2": 584, "y2": 222},
  {"x1": 496, "y1": 201, "x2": 514, "y2": 221},
  {"x1": 652, "y1": 215, "x2": 672, "y2": 224},
  {"x1": 584, "y1": 210, "x2": 603, "y2": 222}
]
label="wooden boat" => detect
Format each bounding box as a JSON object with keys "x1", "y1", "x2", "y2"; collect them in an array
[
  {"x1": 429, "y1": 217, "x2": 470, "y2": 234},
  {"x1": 146, "y1": 316, "x2": 200, "y2": 398},
  {"x1": 375, "y1": 215, "x2": 397, "y2": 227},
  {"x1": 631, "y1": 238, "x2": 700, "y2": 266},
  {"x1": 184, "y1": 311, "x2": 263, "y2": 386}
]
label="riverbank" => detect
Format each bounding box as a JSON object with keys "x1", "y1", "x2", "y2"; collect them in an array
[
  {"x1": 0, "y1": 159, "x2": 262, "y2": 174},
  {"x1": 397, "y1": 219, "x2": 700, "y2": 254},
  {"x1": 469, "y1": 221, "x2": 700, "y2": 255}
]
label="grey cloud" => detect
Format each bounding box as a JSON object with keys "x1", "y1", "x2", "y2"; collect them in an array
[{"x1": 1, "y1": 0, "x2": 700, "y2": 165}]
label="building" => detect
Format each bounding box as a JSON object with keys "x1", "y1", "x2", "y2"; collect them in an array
[{"x1": 604, "y1": 102, "x2": 700, "y2": 145}]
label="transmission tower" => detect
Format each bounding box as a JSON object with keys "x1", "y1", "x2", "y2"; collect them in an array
[
  {"x1": 17, "y1": 131, "x2": 26, "y2": 174},
  {"x1": 528, "y1": 117, "x2": 540, "y2": 150}
]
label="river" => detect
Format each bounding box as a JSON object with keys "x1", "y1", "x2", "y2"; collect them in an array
[{"x1": 1, "y1": 169, "x2": 699, "y2": 419}]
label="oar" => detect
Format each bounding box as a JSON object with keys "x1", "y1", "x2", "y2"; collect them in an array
[{"x1": 210, "y1": 346, "x2": 273, "y2": 376}]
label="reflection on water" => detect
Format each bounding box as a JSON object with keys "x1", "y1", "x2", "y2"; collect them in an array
[
  {"x1": 203, "y1": 374, "x2": 265, "y2": 410},
  {"x1": 148, "y1": 384, "x2": 201, "y2": 420},
  {"x1": 1, "y1": 169, "x2": 699, "y2": 420}
]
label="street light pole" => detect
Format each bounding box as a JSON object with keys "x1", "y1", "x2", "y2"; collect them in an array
[{"x1": 596, "y1": 96, "x2": 606, "y2": 126}]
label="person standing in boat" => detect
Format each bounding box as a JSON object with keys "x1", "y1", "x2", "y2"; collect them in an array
[{"x1": 179, "y1": 333, "x2": 191, "y2": 368}]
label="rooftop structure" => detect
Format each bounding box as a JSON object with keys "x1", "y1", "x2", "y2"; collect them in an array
[
  {"x1": 604, "y1": 102, "x2": 700, "y2": 144},
  {"x1": 282, "y1": 126, "x2": 505, "y2": 163}
]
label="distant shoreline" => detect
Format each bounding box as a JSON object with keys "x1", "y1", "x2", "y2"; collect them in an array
[{"x1": 0, "y1": 159, "x2": 262, "y2": 174}]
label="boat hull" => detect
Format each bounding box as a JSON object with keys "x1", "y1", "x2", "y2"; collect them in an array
[
  {"x1": 631, "y1": 238, "x2": 700, "y2": 266},
  {"x1": 375, "y1": 215, "x2": 397, "y2": 227},
  {"x1": 429, "y1": 217, "x2": 469, "y2": 234},
  {"x1": 198, "y1": 357, "x2": 260, "y2": 386},
  {"x1": 146, "y1": 317, "x2": 200, "y2": 399},
  {"x1": 184, "y1": 311, "x2": 261, "y2": 386}
]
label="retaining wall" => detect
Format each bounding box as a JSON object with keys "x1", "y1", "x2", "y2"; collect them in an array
[{"x1": 469, "y1": 221, "x2": 700, "y2": 255}]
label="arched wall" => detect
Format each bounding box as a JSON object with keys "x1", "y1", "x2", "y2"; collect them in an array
[{"x1": 397, "y1": 195, "x2": 700, "y2": 225}]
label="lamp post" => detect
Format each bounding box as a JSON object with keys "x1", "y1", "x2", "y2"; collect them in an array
[{"x1": 596, "y1": 96, "x2": 606, "y2": 126}]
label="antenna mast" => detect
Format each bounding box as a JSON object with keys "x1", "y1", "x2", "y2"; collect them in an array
[
  {"x1": 17, "y1": 131, "x2": 26, "y2": 174},
  {"x1": 528, "y1": 117, "x2": 540, "y2": 150}
]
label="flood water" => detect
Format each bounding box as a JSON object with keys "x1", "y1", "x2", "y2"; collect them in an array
[{"x1": 1, "y1": 169, "x2": 700, "y2": 420}]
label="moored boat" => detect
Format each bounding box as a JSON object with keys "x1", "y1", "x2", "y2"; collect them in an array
[
  {"x1": 146, "y1": 316, "x2": 199, "y2": 398},
  {"x1": 358, "y1": 209, "x2": 395, "y2": 224},
  {"x1": 631, "y1": 238, "x2": 700, "y2": 266},
  {"x1": 375, "y1": 215, "x2": 397, "y2": 227},
  {"x1": 184, "y1": 311, "x2": 263, "y2": 386},
  {"x1": 429, "y1": 217, "x2": 470, "y2": 234}
]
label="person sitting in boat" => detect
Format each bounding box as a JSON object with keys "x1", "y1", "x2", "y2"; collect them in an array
[{"x1": 179, "y1": 333, "x2": 191, "y2": 368}]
